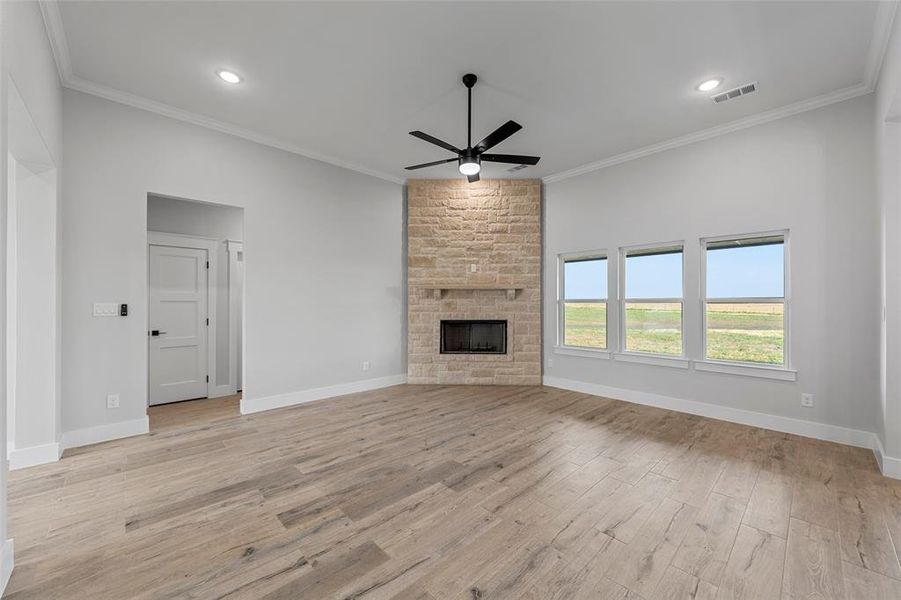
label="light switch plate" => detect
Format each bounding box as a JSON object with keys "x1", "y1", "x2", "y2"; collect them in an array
[{"x1": 93, "y1": 302, "x2": 119, "y2": 317}]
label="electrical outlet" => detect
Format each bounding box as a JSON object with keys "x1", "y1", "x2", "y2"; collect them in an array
[
  {"x1": 547, "y1": 357, "x2": 554, "y2": 368},
  {"x1": 106, "y1": 393, "x2": 120, "y2": 409},
  {"x1": 801, "y1": 393, "x2": 814, "y2": 408},
  {"x1": 362, "y1": 361, "x2": 371, "y2": 372},
  {"x1": 469, "y1": 264, "x2": 478, "y2": 273}
]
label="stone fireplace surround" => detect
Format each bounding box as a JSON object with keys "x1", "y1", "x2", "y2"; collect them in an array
[{"x1": 406, "y1": 179, "x2": 541, "y2": 385}]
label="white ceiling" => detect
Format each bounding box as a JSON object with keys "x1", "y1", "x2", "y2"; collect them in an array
[{"x1": 49, "y1": 1, "x2": 895, "y2": 183}]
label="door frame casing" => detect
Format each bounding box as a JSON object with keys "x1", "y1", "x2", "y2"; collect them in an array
[
  {"x1": 226, "y1": 240, "x2": 243, "y2": 394},
  {"x1": 147, "y1": 231, "x2": 219, "y2": 404}
]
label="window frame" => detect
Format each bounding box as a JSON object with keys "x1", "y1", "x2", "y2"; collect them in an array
[
  {"x1": 618, "y1": 241, "x2": 686, "y2": 358},
  {"x1": 557, "y1": 250, "x2": 609, "y2": 352},
  {"x1": 699, "y1": 230, "x2": 791, "y2": 369}
]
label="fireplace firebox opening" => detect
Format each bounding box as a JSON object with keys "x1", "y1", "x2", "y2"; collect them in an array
[{"x1": 440, "y1": 320, "x2": 507, "y2": 354}]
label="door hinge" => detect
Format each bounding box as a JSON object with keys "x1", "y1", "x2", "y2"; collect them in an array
[
  {"x1": 206, "y1": 375, "x2": 209, "y2": 383},
  {"x1": 206, "y1": 318, "x2": 209, "y2": 326},
  {"x1": 206, "y1": 260, "x2": 209, "y2": 269}
]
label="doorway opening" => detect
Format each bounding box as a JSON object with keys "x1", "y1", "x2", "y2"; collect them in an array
[
  {"x1": 146, "y1": 195, "x2": 243, "y2": 429},
  {"x1": 6, "y1": 78, "x2": 61, "y2": 469}
]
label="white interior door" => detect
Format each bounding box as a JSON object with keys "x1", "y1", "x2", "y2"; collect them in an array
[{"x1": 149, "y1": 244, "x2": 208, "y2": 405}]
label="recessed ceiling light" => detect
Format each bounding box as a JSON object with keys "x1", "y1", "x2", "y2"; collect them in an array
[
  {"x1": 217, "y1": 70, "x2": 241, "y2": 84},
  {"x1": 697, "y1": 79, "x2": 722, "y2": 92}
]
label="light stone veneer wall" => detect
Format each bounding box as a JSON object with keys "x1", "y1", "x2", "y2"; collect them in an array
[{"x1": 407, "y1": 179, "x2": 542, "y2": 385}]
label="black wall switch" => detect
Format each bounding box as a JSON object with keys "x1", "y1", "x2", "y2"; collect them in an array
[{"x1": 120, "y1": 303, "x2": 128, "y2": 316}]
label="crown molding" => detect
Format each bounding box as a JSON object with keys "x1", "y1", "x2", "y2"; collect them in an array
[
  {"x1": 37, "y1": 1, "x2": 404, "y2": 185},
  {"x1": 542, "y1": 82, "x2": 871, "y2": 184},
  {"x1": 866, "y1": 0, "x2": 899, "y2": 91},
  {"x1": 63, "y1": 75, "x2": 405, "y2": 184},
  {"x1": 543, "y1": 2, "x2": 899, "y2": 184},
  {"x1": 38, "y1": 0, "x2": 72, "y2": 81},
  {"x1": 39, "y1": 0, "x2": 898, "y2": 188}
]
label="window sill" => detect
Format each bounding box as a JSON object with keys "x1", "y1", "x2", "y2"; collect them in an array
[
  {"x1": 554, "y1": 346, "x2": 611, "y2": 359},
  {"x1": 693, "y1": 360, "x2": 797, "y2": 381},
  {"x1": 614, "y1": 352, "x2": 690, "y2": 369}
]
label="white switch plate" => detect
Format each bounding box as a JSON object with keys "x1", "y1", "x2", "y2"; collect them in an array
[
  {"x1": 106, "y1": 394, "x2": 120, "y2": 409},
  {"x1": 801, "y1": 393, "x2": 814, "y2": 408},
  {"x1": 93, "y1": 302, "x2": 119, "y2": 317},
  {"x1": 362, "y1": 361, "x2": 371, "y2": 371},
  {"x1": 469, "y1": 264, "x2": 478, "y2": 273}
]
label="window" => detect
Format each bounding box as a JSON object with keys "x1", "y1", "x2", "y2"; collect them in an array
[
  {"x1": 559, "y1": 254, "x2": 607, "y2": 349},
  {"x1": 703, "y1": 234, "x2": 786, "y2": 366},
  {"x1": 622, "y1": 244, "x2": 683, "y2": 356}
]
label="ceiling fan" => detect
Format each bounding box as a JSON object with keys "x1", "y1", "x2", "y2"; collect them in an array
[{"x1": 405, "y1": 73, "x2": 540, "y2": 183}]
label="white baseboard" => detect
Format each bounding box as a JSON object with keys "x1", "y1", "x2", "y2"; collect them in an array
[
  {"x1": 543, "y1": 375, "x2": 880, "y2": 452},
  {"x1": 0, "y1": 538, "x2": 13, "y2": 597},
  {"x1": 873, "y1": 435, "x2": 901, "y2": 479},
  {"x1": 60, "y1": 416, "x2": 149, "y2": 451},
  {"x1": 8, "y1": 442, "x2": 62, "y2": 470},
  {"x1": 209, "y1": 384, "x2": 237, "y2": 399},
  {"x1": 241, "y1": 374, "x2": 407, "y2": 415}
]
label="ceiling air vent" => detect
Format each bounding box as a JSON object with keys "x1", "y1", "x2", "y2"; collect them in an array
[
  {"x1": 712, "y1": 81, "x2": 757, "y2": 104},
  {"x1": 507, "y1": 164, "x2": 531, "y2": 173}
]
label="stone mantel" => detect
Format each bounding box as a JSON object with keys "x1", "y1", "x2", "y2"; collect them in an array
[{"x1": 423, "y1": 285, "x2": 525, "y2": 300}]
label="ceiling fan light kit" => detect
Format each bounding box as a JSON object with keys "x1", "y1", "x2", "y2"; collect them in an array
[{"x1": 405, "y1": 73, "x2": 540, "y2": 183}]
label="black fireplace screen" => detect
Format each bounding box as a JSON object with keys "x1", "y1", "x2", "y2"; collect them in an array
[{"x1": 440, "y1": 320, "x2": 507, "y2": 354}]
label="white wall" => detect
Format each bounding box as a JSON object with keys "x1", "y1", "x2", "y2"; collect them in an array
[
  {"x1": 9, "y1": 160, "x2": 57, "y2": 452},
  {"x1": 147, "y1": 195, "x2": 243, "y2": 391},
  {"x1": 877, "y1": 8, "x2": 901, "y2": 462},
  {"x1": 544, "y1": 95, "x2": 879, "y2": 437},
  {"x1": 62, "y1": 89, "x2": 404, "y2": 434},
  {"x1": 0, "y1": 0, "x2": 64, "y2": 588}
]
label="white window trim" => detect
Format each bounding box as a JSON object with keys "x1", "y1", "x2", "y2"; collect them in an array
[
  {"x1": 613, "y1": 352, "x2": 690, "y2": 369},
  {"x1": 553, "y1": 346, "x2": 611, "y2": 359},
  {"x1": 557, "y1": 250, "x2": 609, "y2": 351},
  {"x1": 619, "y1": 241, "x2": 686, "y2": 358},
  {"x1": 700, "y1": 230, "x2": 791, "y2": 371},
  {"x1": 693, "y1": 359, "x2": 797, "y2": 381}
]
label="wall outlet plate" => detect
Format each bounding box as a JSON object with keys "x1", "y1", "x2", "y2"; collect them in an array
[
  {"x1": 93, "y1": 302, "x2": 119, "y2": 317},
  {"x1": 362, "y1": 361, "x2": 371, "y2": 371},
  {"x1": 801, "y1": 393, "x2": 814, "y2": 408},
  {"x1": 106, "y1": 393, "x2": 120, "y2": 409}
]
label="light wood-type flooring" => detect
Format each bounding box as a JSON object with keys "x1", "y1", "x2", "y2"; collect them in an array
[{"x1": 5, "y1": 385, "x2": 901, "y2": 599}]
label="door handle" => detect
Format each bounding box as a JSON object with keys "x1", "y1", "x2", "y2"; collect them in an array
[{"x1": 149, "y1": 330, "x2": 167, "y2": 337}]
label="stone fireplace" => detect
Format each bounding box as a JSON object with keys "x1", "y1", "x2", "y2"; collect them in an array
[{"x1": 406, "y1": 179, "x2": 541, "y2": 385}]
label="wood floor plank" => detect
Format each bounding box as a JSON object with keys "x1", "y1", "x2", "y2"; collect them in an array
[
  {"x1": 782, "y1": 517, "x2": 846, "y2": 600},
  {"x1": 842, "y1": 559, "x2": 901, "y2": 600},
  {"x1": 3, "y1": 386, "x2": 896, "y2": 599},
  {"x1": 743, "y1": 468, "x2": 793, "y2": 539},
  {"x1": 716, "y1": 524, "x2": 787, "y2": 600},
  {"x1": 671, "y1": 492, "x2": 745, "y2": 586},
  {"x1": 652, "y1": 566, "x2": 719, "y2": 600},
  {"x1": 607, "y1": 498, "x2": 698, "y2": 597}
]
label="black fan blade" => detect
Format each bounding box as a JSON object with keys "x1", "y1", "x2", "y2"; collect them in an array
[
  {"x1": 481, "y1": 154, "x2": 541, "y2": 165},
  {"x1": 474, "y1": 120, "x2": 522, "y2": 153},
  {"x1": 404, "y1": 158, "x2": 457, "y2": 170},
  {"x1": 467, "y1": 173, "x2": 480, "y2": 183},
  {"x1": 409, "y1": 131, "x2": 461, "y2": 154}
]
